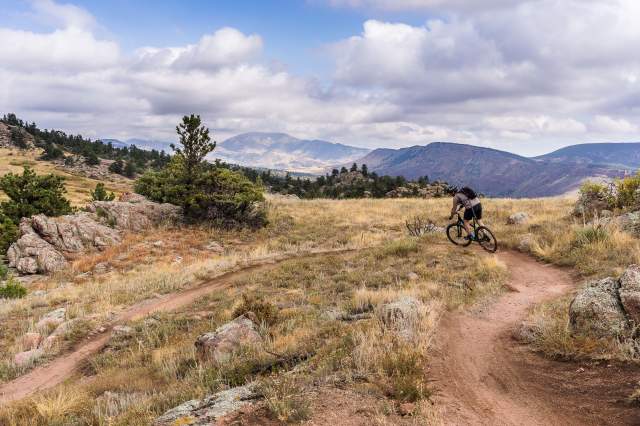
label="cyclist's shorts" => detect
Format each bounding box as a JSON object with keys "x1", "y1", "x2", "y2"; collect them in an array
[{"x1": 464, "y1": 203, "x2": 482, "y2": 220}]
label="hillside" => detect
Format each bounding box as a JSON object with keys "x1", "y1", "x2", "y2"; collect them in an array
[
  {"x1": 355, "y1": 142, "x2": 629, "y2": 197},
  {"x1": 537, "y1": 142, "x2": 640, "y2": 169},
  {"x1": 216, "y1": 132, "x2": 370, "y2": 172}
]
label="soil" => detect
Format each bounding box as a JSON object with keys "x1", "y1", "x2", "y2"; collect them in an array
[{"x1": 429, "y1": 250, "x2": 640, "y2": 425}]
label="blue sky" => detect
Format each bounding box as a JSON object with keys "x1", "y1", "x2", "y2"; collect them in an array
[{"x1": 0, "y1": 0, "x2": 639, "y2": 156}]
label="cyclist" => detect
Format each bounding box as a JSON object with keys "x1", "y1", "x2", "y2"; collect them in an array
[{"x1": 449, "y1": 186, "x2": 483, "y2": 240}]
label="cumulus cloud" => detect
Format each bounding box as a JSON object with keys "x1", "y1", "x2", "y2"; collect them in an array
[{"x1": 1, "y1": 0, "x2": 640, "y2": 156}]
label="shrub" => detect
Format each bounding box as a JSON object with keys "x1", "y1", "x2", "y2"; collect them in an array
[
  {"x1": 135, "y1": 116, "x2": 266, "y2": 228},
  {"x1": 0, "y1": 261, "x2": 8, "y2": 280},
  {"x1": 39, "y1": 143, "x2": 64, "y2": 160},
  {"x1": 90, "y1": 183, "x2": 115, "y2": 202},
  {"x1": 615, "y1": 172, "x2": 640, "y2": 209},
  {"x1": 259, "y1": 376, "x2": 311, "y2": 423},
  {"x1": 572, "y1": 225, "x2": 609, "y2": 249},
  {"x1": 0, "y1": 276, "x2": 27, "y2": 299},
  {"x1": 0, "y1": 214, "x2": 19, "y2": 254},
  {"x1": 108, "y1": 159, "x2": 124, "y2": 174},
  {"x1": 84, "y1": 151, "x2": 100, "y2": 166},
  {"x1": 0, "y1": 166, "x2": 72, "y2": 224},
  {"x1": 232, "y1": 294, "x2": 279, "y2": 326},
  {"x1": 10, "y1": 128, "x2": 28, "y2": 149},
  {"x1": 574, "y1": 181, "x2": 615, "y2": 217}
]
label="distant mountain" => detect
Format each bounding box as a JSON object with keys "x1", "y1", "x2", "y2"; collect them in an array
[
  {"x1": 536, "y1": 142, "x2": 640, "y2": 169},
  {"x1": 100, "y1": 138, "x2": 172, "y2": 152},
  {"x1": 216, "y1": 132, "x2": 370, "y2": 172},
  {"x1": 355, "y1": 142, "x2": 629, "y2": 197}
]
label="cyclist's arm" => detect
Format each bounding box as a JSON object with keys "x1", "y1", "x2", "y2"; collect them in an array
[{"x1": 450, "y1": 195, "x2": 460, "y2": 218}]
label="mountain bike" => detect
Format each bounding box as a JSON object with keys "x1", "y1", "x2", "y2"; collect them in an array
[{"x1": 446, "y1": 208, "x2": 498, "y2": 253}]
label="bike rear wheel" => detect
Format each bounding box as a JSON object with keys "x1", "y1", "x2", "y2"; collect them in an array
[
  {"x1": 476, "y1": 226, "x2": 498, "y2": 253},
  {"x1": 446, "y1": 223, "x2": 472, "y2": 246}
]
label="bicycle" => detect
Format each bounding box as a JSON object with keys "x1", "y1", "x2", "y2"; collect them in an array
[{"x1": 446, "y1": 208, "x2": 498, "y2": 253}]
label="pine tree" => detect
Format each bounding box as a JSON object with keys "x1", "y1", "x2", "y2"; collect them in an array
[
  {"x1": 91, "y1": 183, "x2": 115, "y2": 201},
  {"x1": 171, "y1": 114, "x2": 216, "y2": 180}
]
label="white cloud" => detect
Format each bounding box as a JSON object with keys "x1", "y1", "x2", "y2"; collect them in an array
[{"x1": 1, "y1": 0, "x2": 640, "y2": 156}]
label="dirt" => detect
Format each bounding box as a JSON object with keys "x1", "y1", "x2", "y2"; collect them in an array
[
  {"x1": 0, "y1": 248, "x2": 357, "y2": 405},
  {"x1": 430, "y1": 250, "x2": 640, "y2": 425}
]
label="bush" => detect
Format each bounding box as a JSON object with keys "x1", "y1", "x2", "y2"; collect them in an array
[
  {"x1": 232, "y1": 294, "x2": 279, "y2": 326},
  {"x1": 574, "y1": 181, "x2": 615, "y2": 217},
  {"x1": 0, "y1": 166, "x2": 72, "y2": 224},
  {"x1": 616, "y1": 172, "x2": 640, "y2": 209},
  {"x1": 134, "y1": 115, "x2": 266, "y2": 228},
  {"x1": 39, "y1": 143, "x2": 64, "y2": 161},
  {"x1": 108, "y1": 159, "x2": 124, "y2": 175},
  {"x1": 90, "y1": 183, "x2": 115, "y2": 202},
  {"x1": 0, "y1": 276, "x2": 27, "y2": 299},
  {"x1": 0, "y1": 215, "x2": 19, "y2": 254}
]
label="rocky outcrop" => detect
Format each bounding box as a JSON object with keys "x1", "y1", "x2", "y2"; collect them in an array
[
  {"x1": 569, "y1": 265, "x2": 640, "y2": 337},
  {"x1": 7, "y1": 197, "x2": 182, "y2": 274},
  {"x1": 7, "y1": 232, "x2": 68, "y2": 274},
  {"x1": 87, "y1": 199, "x2": 182, "y2": 231},
  {"x1": 7, "y1": 213, "x2": 120, "y2": 274},
  {"x1": 154, "y1": 384, "x2": 259, "y2": 426},
  {"x1": 619, "y1": 265, "x2": 640, "y2": 324},
  {"x1": 195, "y1": 314, "x2": 263, "y2": 363},
  {"x1": 36, "y1": 308, "x2": 66, "y2": 330},
  {"x1": 13, "y1": 348, "x2": 43, "y2": 367},
  {"x1": 507, "y1": 212, "x2": 529, "y2": 225},
  {"x1": 0, "y1": 122, "x2": 35, "y2": 149}
]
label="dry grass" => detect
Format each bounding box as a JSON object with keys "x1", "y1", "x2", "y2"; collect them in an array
[{"x1": 0, "y1": 147, "x2": 132, "y2": 205}]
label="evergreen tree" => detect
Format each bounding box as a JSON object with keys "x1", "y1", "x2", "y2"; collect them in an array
[
  {"x1": 91, "y1": 183, "x2": 115, "y2": 201},
  {"x1": 124, "y1": 161, "x2": 136, "y2": 178},
  {"x1": 361, "y1": 164, "x2": 368, "y2": 177},
  {"x1": 350, "y1": 163, "x2": 358, "y2": 172},
  {"x1": 171, "y1": 114, "x2": 215, "y2": 180}
]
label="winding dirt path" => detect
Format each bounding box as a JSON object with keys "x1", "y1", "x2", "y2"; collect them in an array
[
  {"x1": 0, "y1": 248, "x2": 356, "y2": 405},
  {"x1": 430, "y1": 250, "x2": 638, "y2": 425}
]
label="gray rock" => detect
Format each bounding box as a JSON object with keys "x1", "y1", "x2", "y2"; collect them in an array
[
  {"x1": 7, "y1": 233, "x2": 68, "y2": 274},
  {"x1": 118, "y1": 192, "x2": 147, "y2": 203},
  {"x1": 377, "y1": 297, "x2": 424, "y2": 338},
  {"x1": 614, "y1": 211, "x2": 640, "y2": 236},
  {"x1": 518, "y1": 233, "x2": 534, "y2": 252},
  {"x1": 30, "y1": 213, "x2": 120, "y2": 253},
  {"x1": 507, "y1": 212, "x2": 529, "y2": 225},
  {"x1": 569, "y1": 277, "x2": 628, "y2": 337},
  {"x1": 407, "y1": 272, "x2": 420, "y2": 281},
  {"x1": 13, "y1": 348, "x2": 43, "y2": 367},
  {"x1": 195, "y1": 314, "x2": 263, "y2": 363},
  {"x1": 36, "y1": 307, "x2": 66, "y2": 330},
  {"x1": 154, "y1": 384, "x2": 259, "y2": 426},
  {"x1": 87, "y1": 200, "x2": 182, "y2": 232},
  {"x1": 619, "y1": 265, "x2": 640, "y2": 325}
]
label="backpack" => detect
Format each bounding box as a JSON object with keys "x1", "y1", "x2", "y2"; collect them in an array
[{"x1": 460, "y1": 186, "x2": 477, "y2": 199}]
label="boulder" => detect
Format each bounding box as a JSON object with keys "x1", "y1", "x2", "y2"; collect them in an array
[
  {"x1": 7, "y1": 233, "x2": 68, "y2": 274},
  {"x1": 407, "y1": 272, "x2": 419, "y2": 281},
  {"x1": 13, "y1": 348, "x2": 43, "y2": 367},
  {"x1": 87, "y1": 200, "x2": 182, "y2": 232},
  {"x1": 30, "y1": 213, "x2": 120, "y2": 253},
  {"x1": 154, "y1": 384, "x2": 258, "y2": 426},
  {"x1": 619, "y1": 265, "x2": 640, "y2": 324},
  {"x1": 195, "y1": 314, "x2": 263, "y2": 363},
  {"x1": 518, "y1": 233, "x2": 535, "y2": 253},
  {"x1": 36, "y1": 308, "x2": 66, "y2": 330},
  {"x1": 614, "y1": 211, "x2": 640, "y2": 236},
  {"x1": 507, "y1": 212, "x2": 529, "y2": 225},
  {"x1": 569, "y1": 278, "x2": 628, "y2": 337},
  {"x1": 118, "y1": 192, "x2": 147, "y2": 203},
  {"x1": 377, "y1": 297, "x2": 424, "y2": 338}
]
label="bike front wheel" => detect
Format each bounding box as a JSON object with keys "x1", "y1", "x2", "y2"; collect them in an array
[
  {"x1": 476, "y1": 226, "x2": 498, "y2": 253},
  {"x1": 446, "y1": 223, "x2": 472, "y2": 246}
]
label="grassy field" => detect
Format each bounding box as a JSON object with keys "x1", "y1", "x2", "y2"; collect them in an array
[
  {"x1": 1, "y1": 175, "x2": 639, "y2": 423},
  {"x1": 0, "y1": 147, "x2": 132, "y2": 205}
]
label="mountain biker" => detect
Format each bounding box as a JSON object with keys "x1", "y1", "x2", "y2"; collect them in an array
[{"x1": 449, "y1": 186, "x2": 484, "y2": 240}]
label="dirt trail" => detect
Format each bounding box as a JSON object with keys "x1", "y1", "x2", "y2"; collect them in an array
[
  {"x1": 430, "y1": 250, "x2": 635, "y2": 425},
  {"x1": 0, "y1": 248, "x2": 355, "y2": 405}
]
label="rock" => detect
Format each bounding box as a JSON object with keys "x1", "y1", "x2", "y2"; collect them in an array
[
  {"x1": 112, "y1": 325, "x2": 133, "y2": 337},
  {"x1": 377, "y1": 297, "x2": 424, "y2": 338},
  {"x1": 19, "y1": 332, "x2": 42, "y2": 350},
  {"x1": 573, "y1": 190, "x2": 612, "y2": 218},
  {"x1": 30, "y1": 213, "x2": 120, "y2": 252},
  {"x1": 398, "y1": 402, "x2": 416, "y2": 416},
  {"x1": 13, "y1": 348, "x2": 43, "y2": 367},
  {"x1": 154, "y1": 384, "x2": 259, "y2": 426},
  {"x1": 107, "y1": 325, "x2": 135, "y2": 350},
  {"x1": 152, "y1": 240, "x2": 165, "y2": 248},
  {"x1": 507, "y1": 212, "x2": 529, "y2": 225},
  {"x1": 119, "y1": 192, "x2": 147, "y2": 203},
  {"x1": 93, "y1": 262, "x2": 110, "y2": 274},
  {"x1": 619, "y1": 265, "x2": 640, "y2": 325},
  {"x1": 205, "y1": 241, "x2": 224, "y2": 253},
  {"x1": 569, "y1": 278, "x2": 628, "y2": 337},
  {"x1": 87, "y1": 200, "x2": 182, "y2": 232},
  {"x1": 407, "y1": 272, "x2": 419, "y2": 281},
  {"x1": 518, "y1": 234, "x2": 535, "y2": 252},
  {"x1": 614, "y1": 211, "x2": 640, "y2": 236},
  {"x1": 195, "y1": 314, "x2": 263, "y2": 363},
  {"x1": 601, "y1": 210, "x2": 613, "y2": 218},
  {"x1": 7, "y1": 233, "x2": 68, "y2": 274},
  {"x1": 36, "y1": 308, "x2": 66, "y2": 330}
]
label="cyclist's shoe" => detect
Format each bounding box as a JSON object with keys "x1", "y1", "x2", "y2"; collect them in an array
[{"x1": 464, "y1": 234, "x2": 475, "y2": 241}]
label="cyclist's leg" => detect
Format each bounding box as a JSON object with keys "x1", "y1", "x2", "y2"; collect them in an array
[{"x1": 474, "y1": 204, "x2": 484, "y2": 227}]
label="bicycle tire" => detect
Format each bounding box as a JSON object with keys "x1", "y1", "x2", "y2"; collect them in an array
[
  {"x1": 446, "y1": 223, "x2": 472, "y2": 246},
  {"x1": 476, "y1": 226, "x2": 498, "y2": 253}
]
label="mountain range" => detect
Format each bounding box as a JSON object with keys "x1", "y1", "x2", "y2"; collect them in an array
[
  {"x1": 356, "y1": 142, "x2": 637, "y2": 197},
  {"x1": 101, "y1": 132, "x2": 639, "y2": 197}
]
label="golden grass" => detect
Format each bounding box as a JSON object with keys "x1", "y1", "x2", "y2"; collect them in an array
[{"x1": 0, "y1": 147, "x2": 132, "y2": 205}]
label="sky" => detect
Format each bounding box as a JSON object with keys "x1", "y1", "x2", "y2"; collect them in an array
[{"x1": 0, "y1": 0, "x2": 639, "y2": 156}]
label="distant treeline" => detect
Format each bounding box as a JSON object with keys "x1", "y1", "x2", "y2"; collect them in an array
[
  {"x1": 230, "y1": 162, "x2": 442, "y2": 199},
  {"x1": 1, "y1": 113, "x2": 171, "y2": 176}
]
